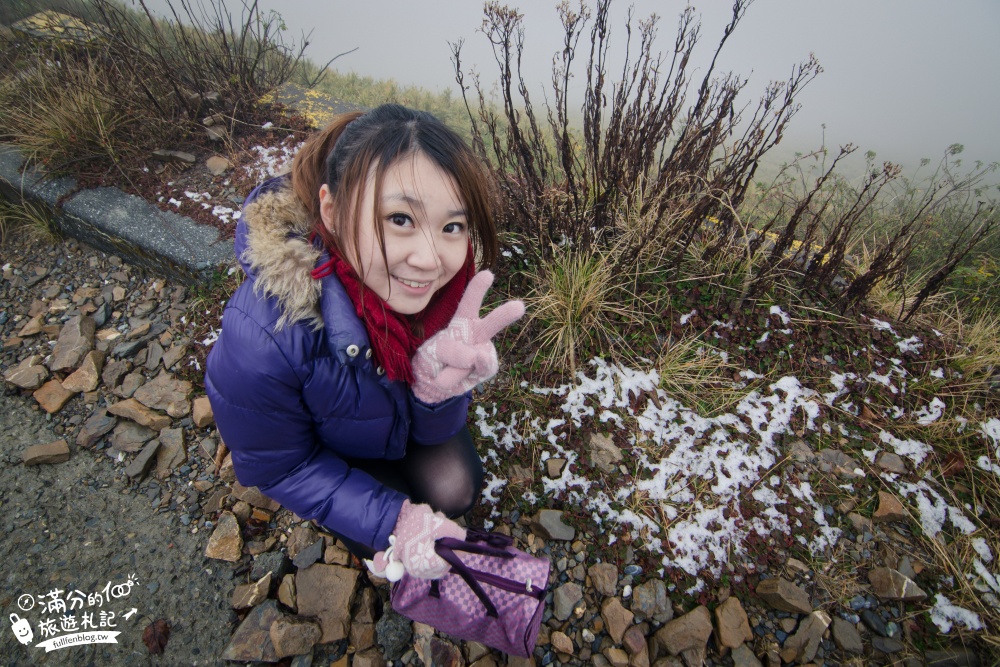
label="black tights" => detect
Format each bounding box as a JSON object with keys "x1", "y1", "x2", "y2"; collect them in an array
[{"x1": 337, "y1": 425, "x2": 484, "y2": 559}]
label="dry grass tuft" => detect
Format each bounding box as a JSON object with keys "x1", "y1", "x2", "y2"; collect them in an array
[
  {"x1": 525, "y1": 246, "x2": 638, "y2": 373},
  {"x1": 656, "y1": 334, "x2": 743, "y2": 416},
  {"x1": 0, "y1": 196, "x2": 60, "y2": 245}
]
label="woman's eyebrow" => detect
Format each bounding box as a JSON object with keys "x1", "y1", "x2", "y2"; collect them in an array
[{"x1": 382, "y1": 192, "x2": 467, "y2": 218}]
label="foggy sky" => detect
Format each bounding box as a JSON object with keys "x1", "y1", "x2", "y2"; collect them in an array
[{"x1": 143, "y1": 0, "x2": 1000, "y2": 176}]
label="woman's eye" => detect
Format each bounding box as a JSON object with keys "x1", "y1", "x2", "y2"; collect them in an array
[
  {"x1": 388, "y1": 213, "x2": 413, "y2": 227},
  {"x1": 443, "y1": 221, "x2": 466, "y2": 234}
]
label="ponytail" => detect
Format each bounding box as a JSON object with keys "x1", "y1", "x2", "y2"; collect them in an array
[{"x1": 291, "y1": 111, "x2": 364, "y2": 232}]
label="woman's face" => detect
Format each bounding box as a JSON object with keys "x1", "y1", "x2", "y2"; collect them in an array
[{"x1": 320, "y1": 151, "x2": 470, "y2": 315}]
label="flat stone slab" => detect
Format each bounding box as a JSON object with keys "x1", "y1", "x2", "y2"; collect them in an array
[{"x1": 0, "y1": 144, "x2": 233, "y2": 284}]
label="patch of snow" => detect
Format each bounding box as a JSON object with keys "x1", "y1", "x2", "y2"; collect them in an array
[
  {"x1": 896, "y1": 335, "x2": 923, "y2": 354},
  {"x1": 769, "y1": 305, "x2": 791, "y2": 325},
  {"x1": 913, "y1": 397, "x2": 946, "y2": 425},
  {"x1": 930, "y1": 594, "x2": 983, "y2": 633},
  {"x1": 679, "y1": 310, "x2": 697, "y2": 325}
]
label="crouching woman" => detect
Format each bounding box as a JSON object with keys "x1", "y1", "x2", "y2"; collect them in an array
[{"x1": 205, "y1": 104, "x2": 522, "y2": 579}]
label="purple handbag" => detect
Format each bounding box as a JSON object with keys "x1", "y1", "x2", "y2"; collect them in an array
[{"x1": 390, "y1": 529, "x2": 551, "y2": 657}]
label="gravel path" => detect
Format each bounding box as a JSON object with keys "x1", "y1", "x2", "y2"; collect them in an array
[{"x1": 0, "y1": 233, "x2": 235, "y2": 665}]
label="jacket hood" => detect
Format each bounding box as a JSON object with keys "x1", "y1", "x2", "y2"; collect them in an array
[{"x1": 235, "y1": 176, "x2": 323, "y2": 330}]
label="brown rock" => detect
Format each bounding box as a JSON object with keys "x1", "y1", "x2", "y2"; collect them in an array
[
  {"x1": 107, "y1": 398, "x2": 171, "y2": 431},
  {"x1": 324, "y1": 540, "x2": 351, "y2": 565},
  {"x1": 602, "y1": 597, "x2": 634, "y2": 644},
  {"x1": 221, "y1": 599, "x2": 280, "y2": 662},
  {"x1": 551, "y1": 630, "x2": 574, "y2": 654},
  {"x1": 154, "y1": 428, "x2": 186, "y2": 478},
  {"x1": 530, "y1": 509, "x2": 576, "y2": 541},
  {"x1": 287, "y1": 524, "x2": 319, "y2": 559},
  {"x1": 354, "y1": 585, "x2": 379, "y2": 624},
  {"x1": 124, "y1": 439, "x2": 160, "y2": 480},
  {"x1": 623, "y1": 625, "x2": 650, "y2": 667},
  {"x1": 295, "y1": 564, "x2": 359, "y2": 643},
  {"x1": 33, "y1": 379, "x2": 76, "y2": 413},
  {"x1": 873, "y1": 491, "x2": 907, "y2": 523},
  {"x1": 353, "y1": 648, "x2": 387, "y2": 667},
  {"x1": 653, "y1": 605, "x2": 713, "y2": 657},
  {"x1": 61, "y1": 350, "x2": 104, "y2": 393},
  {"x1": 23, "y1": 440, "x2": 70, "y2": 465},
  {"x1": 730, "y1": 644, "x2": 764, "y2": 667},
  {"x1": 219, "y1": 452, "x2": 236, "y2": 483},
  {"x1": 206, "y1": 155, "x2": 231, "y2": 175},
  {"x1": 50, "y1": 315, "x2": 96, "y2": 372},
  {"x1": 546, "y1": 457, "x2": 567, "y2": 478},
  {"x1": 604, "y1": 647, "x2": 630, "y2": 667},
  {"x1": 715, "y1": 597, "x2": 753, "y2": 649},
  {"x1": 161, "y1": 343, "x2": 188, "y2": 370},
  {"x1": 231, "y1": 481, "x2": 281, "y2": 512},
  {"x1": 632, "y1": 579, "x2": 672, "y2": 622},
  {"x1": 76, "y1": 409, "x2": 117, "y2": 447},
  {"x1": 780, "y1": 610, "x2": 830, "y2": 664},
  {"x1": 277, "y1": 574, "x2": 296, "y2": 611},
  {"x1": 868, "y1": 567, "x2": 927, "y2": 601},
  {"x1": 589, "y1": 562, "x2": 619, "y2": 597},
  {"x1": 18, "y1": 314, "x2": 44, "y2": 337},
  {"x1": 269, "y1": 614, "x2": 322, "y2": 658},
  {"x1": 192, "y1": 396, "x2": 214, "y2": 427},
  {"x1": 205, "y1": 511, "x2": 243, "y2": 561},
  {"x1": 4, "y1": 355, "x2": 49, "y2": 389},
  {"x1": 755, "y1": 577, "x2": 812, "y2": 615},
  {"x1": 133, "y1": 372, "x2": 192, "y2": 417},
  {"x1": 350, "y1": 621, "x2": 376, "y2": 652},
  {"x1": 876, "y1": 452, "x2": 909, "y2": 474},
  {"x1": 110, "y1": 421, "x2": 157, "y2": 453},
  {"x1": 232, "y1": 572, "x2": 271, "y2": 609}
]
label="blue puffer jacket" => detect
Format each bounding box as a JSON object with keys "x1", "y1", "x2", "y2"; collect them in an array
[{"x1": 204, "y1": 176, "x2": 471, "y2": 552}]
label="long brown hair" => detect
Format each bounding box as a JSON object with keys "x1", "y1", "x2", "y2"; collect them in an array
[{"x1": 291, "y1": 104, "x2": 498, "y2": 273}]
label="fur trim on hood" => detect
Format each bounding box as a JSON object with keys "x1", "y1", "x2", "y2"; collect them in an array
[{"x1": 238, "y1": 181, "x2": 323, "y2": 330}]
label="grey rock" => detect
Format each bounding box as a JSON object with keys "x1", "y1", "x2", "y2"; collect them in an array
[
  {"x1": 124, "y1": 439, "x2": 160, "y2": 480},
  {"x1": 292, "y1": 537, "x2": 324, "y2": 570},
  {"x1": 252, "y1": 550, "x2": 292, "y2": 582},
  {"x1": 553, "y1": 582, "x2": 583, "y2": 621},
  {"x1": 632, "y1": 578, "x2": 672, "y2": 622},
  {"x1": 860, "y1": 608, "x2": 889, "y2": 637},
  {"x1": 873, "y1": 636, "x2": 905, "y2": 654},
  {"x1": 588, "y1": 432, "x2": 623, "y2": 474},
  {"x1": 877, "y1": 451, "x2": 909, "y2": 474},
  {"x1": 531, "y1": 509, "x2": 575, "y2": 541},
  {"x1": 831, "y1": 617, "x2": 863, "y2": 654},
  {"x1": 780, "y1": 610, "x2": 830, "y2": 664},
  {"x1": 110, "y1": 421, "x2": 157, "y2": 453},
  {"x1": 75, "y1": 409, "x2": 117, "y2": 447},
  {"x1": 221, "y1": 599, "x2": 280, "y2": 662},
  {"x1": 376, "y1": 607, "x2": 413, "y2": 661}
]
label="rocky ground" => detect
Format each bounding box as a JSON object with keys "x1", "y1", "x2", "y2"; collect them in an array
[{"x1": 0, "y1": 224, "x2": 991, "y2": 667}]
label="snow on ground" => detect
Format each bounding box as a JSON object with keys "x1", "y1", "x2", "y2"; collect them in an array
[{"x1": 475, "y1": 356, "x2": 1000, "y2": 623}]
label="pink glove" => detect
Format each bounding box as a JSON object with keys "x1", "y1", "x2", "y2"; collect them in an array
[
  {"x1": 366, "y1": 500, "x2": 466, "y2": 580},
  {"x1": 411, "y1": 270, "x2": 525, "y2": 404}
]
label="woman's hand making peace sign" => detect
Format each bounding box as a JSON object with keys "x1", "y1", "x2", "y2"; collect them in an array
[{"x1": 411, "y1": 271, "x2": 525, "y2": 404}]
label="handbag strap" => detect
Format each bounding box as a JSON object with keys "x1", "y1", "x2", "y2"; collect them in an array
[{"x1": 434, "y1": 540, "x2": 501, "y2": 618}]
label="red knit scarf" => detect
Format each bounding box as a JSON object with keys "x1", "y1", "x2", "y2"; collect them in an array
[{"x1": 311, "y1": 245, "x2": 475, "y2": 384}]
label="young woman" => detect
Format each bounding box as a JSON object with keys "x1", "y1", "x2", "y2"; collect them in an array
[{"x1": 205, "y1": 104, "x2": 523, "y2": 580}]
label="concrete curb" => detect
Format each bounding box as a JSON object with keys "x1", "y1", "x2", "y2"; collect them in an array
[{"x1": 0, "y1": 143, "x2": 235, "y2": 284}]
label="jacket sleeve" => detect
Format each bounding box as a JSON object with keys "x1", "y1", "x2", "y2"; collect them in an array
[
  {"x1": 407, "y1": 391, "x2": 472, "y2": 445},
  {"x1": 205, "y1": 295, "x2": 405, "y2": 552}
]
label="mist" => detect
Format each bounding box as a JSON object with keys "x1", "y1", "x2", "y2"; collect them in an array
[{"x1": 142, "y1": 0, "x2": 1000, "y2": 179}]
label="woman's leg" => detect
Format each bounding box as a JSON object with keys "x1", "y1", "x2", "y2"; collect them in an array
[
  {"x1": 400, "y1": 425, "x2": 484, "y2": 518},
  {"x1": 334, "y1": 425, "x2": 483, "y2": 559}
]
